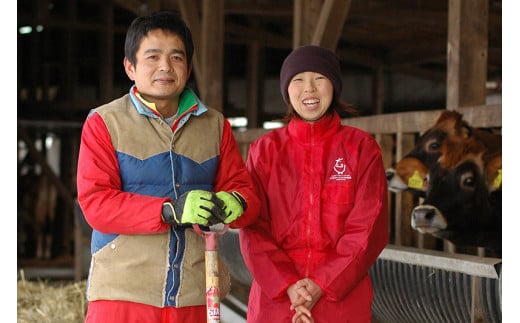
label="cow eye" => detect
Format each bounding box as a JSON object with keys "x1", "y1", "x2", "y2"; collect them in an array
[
  {"x1": 425, "y1": 139, "x2": 440, "y2": 152},
  {"x1": 460, "y1": 171, "x2": 476, "y2": 190}
]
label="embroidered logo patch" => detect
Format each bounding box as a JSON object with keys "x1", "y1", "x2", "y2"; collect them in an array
[{"x1": 330, "y1": 158, "x2": 352, "y2": 181}]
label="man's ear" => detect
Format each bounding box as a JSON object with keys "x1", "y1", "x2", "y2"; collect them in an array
[
  {"x1": 123, "y1": 57, "x2": 135, "y2": 81},
  {"x1": 187, "y1": 62, "x2": 193, "y2": 78}
]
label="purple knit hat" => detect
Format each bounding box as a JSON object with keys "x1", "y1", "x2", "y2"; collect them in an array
[{"x1": 280, "y1": 45, "x2": 342, "y2": 104}]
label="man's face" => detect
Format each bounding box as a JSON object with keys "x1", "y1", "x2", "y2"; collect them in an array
[{"x1": 124, "y1": 29, "x2": 191, "y2": 106}]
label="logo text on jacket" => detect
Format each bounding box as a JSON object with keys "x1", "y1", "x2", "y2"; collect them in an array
[{"x1": 330, "y1": 158, "x2": 352, "y2": 181}]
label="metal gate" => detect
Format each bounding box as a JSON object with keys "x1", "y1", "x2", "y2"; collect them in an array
[{"x1": 370, "y1": 245, "x2": 501, "y2": 323}]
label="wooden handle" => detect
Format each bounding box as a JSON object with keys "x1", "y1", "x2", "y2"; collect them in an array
[
  {"x1": 205, "y1": 249, "x2": 221, "y2": 322},
  {"x1": 193, "y1": 224, "x2": 229, "y2": 322}
]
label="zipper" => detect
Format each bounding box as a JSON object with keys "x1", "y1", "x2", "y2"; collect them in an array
[
  {"x1": 305, "y1": 124, "x2": 315, "y2": 277},
  {"x1": 168, "y1": 120, "x2": 179, "y2": 200}
]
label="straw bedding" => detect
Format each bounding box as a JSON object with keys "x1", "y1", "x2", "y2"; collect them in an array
[{"x1": 17, "y1": 271, "x2": 87, "y2": 323}]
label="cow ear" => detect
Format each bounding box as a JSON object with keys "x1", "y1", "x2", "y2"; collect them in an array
[
  {"x1": 461, "y1": 124, "x2": 472, "y2": 138},
  {"x1": 491, "y1": 169, "x2": 502, "y2": 191},
  {"x1": 486, "y1": 155, "x2": 502, "y2": 192}
]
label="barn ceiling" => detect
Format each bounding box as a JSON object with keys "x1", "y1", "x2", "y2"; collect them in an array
[
  {"x1": 17, "y1": 0, "x2": 502, "y2": 122},
  {"x1": 111, "y1": 0, "x2": 502, "y2": 82}
]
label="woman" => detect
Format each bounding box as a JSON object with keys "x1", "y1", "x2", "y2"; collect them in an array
[{"x1": 239, "y1": 45, "x2": 389, "y2": 323}]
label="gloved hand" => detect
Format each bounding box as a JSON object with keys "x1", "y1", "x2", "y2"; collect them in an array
[
  {"x1": 162, "y1": 190, "x2": 225, "y2": 226},
  {"x1": 215, "y1": 191, "x2": 248, "y2": 224}
]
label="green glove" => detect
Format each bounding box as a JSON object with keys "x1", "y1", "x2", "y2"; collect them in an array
[
  {"x1": 163, "y1": 190, "x2": 225, "y2": 226},
  {"x1": 215, "y1": 191, "x2": 248, "y2": 224}
]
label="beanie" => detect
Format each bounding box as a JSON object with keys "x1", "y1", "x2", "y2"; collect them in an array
[{"x1": 280, "y1": 45, "x2": 342, "y2": 104}]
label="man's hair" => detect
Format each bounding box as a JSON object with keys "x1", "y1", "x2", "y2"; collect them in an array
[{"x1": 124, "y1": 11, "x2": 194, "y2": 67}]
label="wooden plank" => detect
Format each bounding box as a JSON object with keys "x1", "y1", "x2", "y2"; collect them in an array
[
  {"x1": 232, "y1": 105, "x2": 501, "y2": 156},
  {"x1": 112, "y1": 0, "x2": 147, "y2": 16},
  {"x1": 374, "y1": 67, "x2": 384, "y2": 114},
  {"x1": 312, "y1": 0, "x2": 352, "y2": 50},
  {"x1": 200, "y1": 0, "x2": 224, "y2": 110},
  {"x1": 233, "y1": 128, "x2": 271, "y2": 144},
  {"x1": 378, "y1": 134, "x2": 394, "y2": 244},
  {"x1": 341, "y1": 104, "x2": 501, "y2": 134},
  {"x1": 177, "y1": 0, "x2": 203, "y2": 86},
  {"x1": 447, "y1": 0, "x2": 489, "y2": 109},
  {"x1": 99, "y1": 1, "x2": 114, "y2": 103},
  {"x1": 380, "y1": 245, "x2": 501, "y2": 279},
  {"x1": 246, "y1": 41, "x2": 264, "y2": 128},
  {"x1": 399, "y1": 134, "x2": 416, "y2": 247},
  {"x1": 293, "y1": 0, "x2": 321, "y2": 47}
]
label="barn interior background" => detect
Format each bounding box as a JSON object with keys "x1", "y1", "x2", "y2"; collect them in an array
[{"x1": 17, "y1": 0, "x2": 504, "y2": 322}]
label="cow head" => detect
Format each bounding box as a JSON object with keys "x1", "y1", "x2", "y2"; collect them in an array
[
  {"x1": 386, "y1": 157, "x2": 429, "y2": 193},
  {"x1": 410, "y1": 135, "x2": 502, "y2": 251},
  {"x1": 386, "y1": 110, "x2": 471, "y2": 193},
  {"x1": 387, "y1": 110, "x2": 501, "y2": 195}
]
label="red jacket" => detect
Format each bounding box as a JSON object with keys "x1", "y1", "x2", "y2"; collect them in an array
[{"x1": 239, "y1": 112, "x2": 389, "y2": 322}]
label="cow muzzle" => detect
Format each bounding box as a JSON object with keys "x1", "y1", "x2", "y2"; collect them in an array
[{"x1": 411, "y1": 205, "x2": 447, "y2": 233}]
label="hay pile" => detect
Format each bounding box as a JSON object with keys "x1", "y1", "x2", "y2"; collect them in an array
[{"x1": 17, "y1": 271, "x2": 87, "y2": 323}]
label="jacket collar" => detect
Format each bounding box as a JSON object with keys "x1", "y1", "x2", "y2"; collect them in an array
[
  {"x1": 128, "y1": 85, "x2": 208, "y2": 119},
  {"x1": 288, "y1": 111, "x2": 341, "y2": 144}
]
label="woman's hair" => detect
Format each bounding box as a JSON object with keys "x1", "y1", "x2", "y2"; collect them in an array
[{"x1": 124, "y1": 11, "x2": 194, "y2": 67}]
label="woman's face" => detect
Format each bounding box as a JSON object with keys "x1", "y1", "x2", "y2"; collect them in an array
[{"x1": 287, "y1": 71, "x2": 333, "y2": 123}]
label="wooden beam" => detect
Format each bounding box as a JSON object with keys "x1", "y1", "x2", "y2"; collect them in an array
[
  {"x1": 350, "y1": 8, "x2": 447, "y2": 33},
  {"x1": 99, "y1": 1, "x2": 114, "y2": 102},
  {"x1": 293, "y1": 0, "x2": 321, "y2": 47},
  {"x1": 112, "y1": 0, "x2": 149, "y2": 16},
  {"x1": 225, "y1": 3, "x2": 292, "y2": 16},
  {"x1": 246, "y1": 41, "x2": 264, "y2": 128},
  {"x1": 373, "y1": 67, "x2": 384, "y2": 114},
  {"x1": 200, "y1": 0, "x2": 224, "y2": 110},
  {"x1": 386, "y1": 37, "x2": 447, "y2": 66},
  {"x1": 446, "y1": 0, "x2": 488, "y2": 109},
  {"x1": 225, "y1": 23, "x2": 290, "y2": 48},
  {"x1": 386, "y1": 65, "x2": 445, "y2": 84},
  {"x1": 336, "y1": 47, "x2": 384, "y2": 68},
  {"x1": 311, "y1": 0, "x2": 352, "y2": 50},
  {"x1": 177, "y1": 0, "x2": 202, "y2": 87}
]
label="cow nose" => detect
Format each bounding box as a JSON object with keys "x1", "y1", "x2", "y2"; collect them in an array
[
  {"x1": 385, "y1": 169, "x2": 395, "y2": 181},
  {"x1": 413, "y1": 206, "x2": 435, "y2": 223},
  {"x1": 411, "y1": 205, "x2": 447, "y2": 231}
]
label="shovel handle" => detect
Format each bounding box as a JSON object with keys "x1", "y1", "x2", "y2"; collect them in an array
[
  {"x1": 193, "y1": 224, "x2": 229, "y2": 250},
  {"x1": 193, "y1": 224, "x2": 229, "y2": 323}
]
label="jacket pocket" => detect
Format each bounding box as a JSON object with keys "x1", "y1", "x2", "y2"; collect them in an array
[
  {"x1": 87, "y1": 232, "x2": 170, "y2": 307},
  {"x1": 321, "y1": 183, "x2": 355, "y2": 205},
  {"x1": 320, "y1": 183, "x2": 355, "y2": 238}
]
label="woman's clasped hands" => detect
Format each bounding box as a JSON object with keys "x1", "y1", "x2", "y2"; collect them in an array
[{"x1": 287, "y1": 278, "x2": 323, "y2": 323}]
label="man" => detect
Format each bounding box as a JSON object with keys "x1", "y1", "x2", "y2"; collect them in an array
[{"x1": 77, "y1": 11, "x2": 259, "y2": 322}]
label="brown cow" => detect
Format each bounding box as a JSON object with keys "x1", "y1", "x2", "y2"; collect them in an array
[
  {"x1": 410, "y1": 134, "x2": 501, "y2": 253},
  {"x1": 18, "y1": 132, "x2": 60, "y2": 260},
  {"x1": 386, "y1": 110, "x2": 501, "y2": 193}
]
